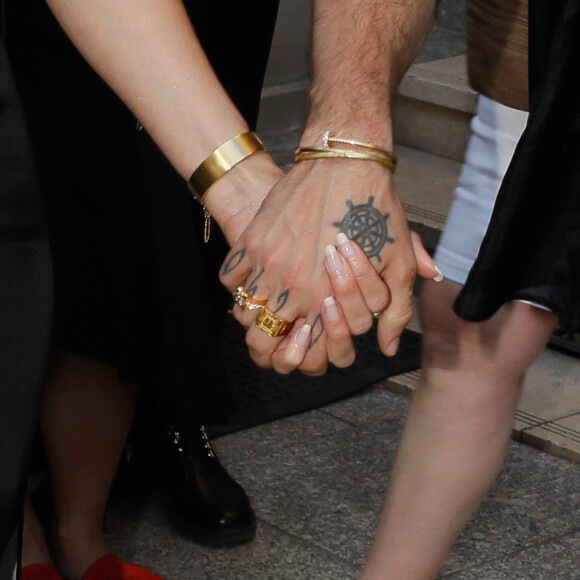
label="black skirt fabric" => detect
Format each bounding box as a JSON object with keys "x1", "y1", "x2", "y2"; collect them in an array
[
  {"x1": 455, "y1": 0, "x2": 580, "y2": 334},
  {"x1": 0, "y1": 42, "x2": 53, "y2": 580},
  {"x1": 4, "y1": 0, "x2": 279, "y2": 424}
]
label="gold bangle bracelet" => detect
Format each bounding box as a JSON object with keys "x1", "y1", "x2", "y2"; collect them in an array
[
  {"x1": 188, "y1": 131, "x2": 266, "y2": 204},
  {"x1": 294, "y1": 130, "x2": 397, "y2": 173},
  {"x1": 294, "y1": 147, "x2": 397, "y2": 172}
]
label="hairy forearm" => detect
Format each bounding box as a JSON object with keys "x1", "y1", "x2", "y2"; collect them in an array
[
  {"x1": 46, "y1": 0, "x2": 248, "y2": 179},
  {"x1": 304, "y1": 0, "x2": 436, "y2": 146}
]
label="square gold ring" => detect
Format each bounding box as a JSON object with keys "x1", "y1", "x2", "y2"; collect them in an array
[{"x1": 254, "y1": 307, "x2": 292, "y2": 338}]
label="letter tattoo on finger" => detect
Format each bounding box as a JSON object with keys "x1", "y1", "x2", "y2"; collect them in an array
[
  {"x1": 274, "y1": 289, "x2": 289, "y2": 314},
  {"x1": 309, "y1": 314, "x2": 324, "y2": 349},
  {"x1": 222, "y1": 248, "x2": 246, "y2": 275},
  {"x1": 333, "y1": 197, "x2": 394, "y2": 261}
]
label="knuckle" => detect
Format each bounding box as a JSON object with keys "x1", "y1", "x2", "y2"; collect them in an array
[
  {"x1": 354, "y1": 265, "x2": 377, "y2": 284},
  {"x1": 332, "y1": 351, "x2": 356, "y2": 369},
  {"x1": 298, "y1": 353, "x2": 328, "y2": 376},
  {"x1": 245, "y1": 330, "x2": 267, "y2": 354},
  {"x1": 368, "y1": 289, "x2": 391, "y2": 313},
  {"x1": 386, "y1": 308, "x2": 413, "y2": 329},
  {"x1": 272, "y1": 362, "x2": 294, "y2": 376},
  {"x1": 281, "y1": 349, "x2": 303, "y2": 371},
  {"x1": 233, "y1": 308, "x2": 254, "y2": 326},
  {"x1": 334, "y1": 276, "x2": 359, "y2": 298},
  {"x1": 262, "y1": 250, "x2": 283, "y2": 273},
  {"x1": 300, "y1": 363, "x2": 327, "y2": 377},
  {"x1": 350, "y1": 314, "x2": 373, "y2": 336},
  {"x1": 327, "y1": 323, "x2": 351, "y2": 342},
  {"x1": 243, "y1": 232, "x2": 263, "y2": 256}
]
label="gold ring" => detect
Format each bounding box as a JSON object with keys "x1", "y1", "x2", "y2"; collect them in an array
[
  {"x1": 254, "y1": 307, "x2": 292, "y2": 338},
  {"x1": 232, "y1": 286, "x2": 268, "y2": 311}
]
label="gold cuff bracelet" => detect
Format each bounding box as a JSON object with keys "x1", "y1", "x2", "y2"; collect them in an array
[{"x1": 187, "y1": 131, "x2": 266, "y2": 242}]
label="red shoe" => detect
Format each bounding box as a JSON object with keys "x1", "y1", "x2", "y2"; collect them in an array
[
  {"x1": 21, "y1": 563, "x2": 64, "y2": 580},
  {"x1": 80, "y1": 555, "x2": 166, "y2": 580}
]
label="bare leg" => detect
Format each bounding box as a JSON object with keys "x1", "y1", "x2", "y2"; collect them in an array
[
  {"x1": 22, "y1": 495, "x2": 54, "y2": 568},
  {"x1": 39, "y1": 348, "x2": 138, "y2": 580},
  {"x1": 361, "y1": 279, "x2": 558, "y2": 580}
]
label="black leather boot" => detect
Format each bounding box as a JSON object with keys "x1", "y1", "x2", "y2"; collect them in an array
[{"x1": 153, "y1": 424, "x2": 256, "y2": 547}]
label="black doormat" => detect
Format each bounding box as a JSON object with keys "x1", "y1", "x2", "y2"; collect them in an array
[{"x1": 208, "y1": 317, "x2": 421, "y2": 437}]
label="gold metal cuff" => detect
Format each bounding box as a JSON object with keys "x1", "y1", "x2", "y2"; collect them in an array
[{"x1": 188, "y1": 131, "x2": 266, "y2": 204}]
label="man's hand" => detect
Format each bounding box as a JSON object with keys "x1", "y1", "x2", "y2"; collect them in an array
[{"x1": 220, "y1": 156, "x2": 414, "y2": 374}]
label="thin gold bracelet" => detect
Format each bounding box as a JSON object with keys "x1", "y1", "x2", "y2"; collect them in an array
[
  {"x1": 188, "y1": 131, "x2": 266, "y2": 241},
  {"x1": 294, "y1": 130, "x2": 397, "y2": 173}
]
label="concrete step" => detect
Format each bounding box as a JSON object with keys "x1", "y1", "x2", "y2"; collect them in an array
[
  {"x1": 395, "y1": 144, "x2": 460, "y2": 251},
  {"x1": 393, "y1": 54, "x2": 476, "y2": 162},
  {"x1": 384, "y1": 351, "x2": 580, "y2": 464}
]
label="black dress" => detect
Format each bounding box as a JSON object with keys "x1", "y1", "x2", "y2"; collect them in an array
[
  {"x1": 4, "y1": 0, "x2": 280, "y2": 425},
  {"x1": 0, "y1": 44, "x2": 53, "y2": 580},
  {"x1": 455, "y1": 0, "x2": 580, "y2": 334}
]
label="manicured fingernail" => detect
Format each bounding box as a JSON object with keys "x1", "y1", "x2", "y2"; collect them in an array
[
  {"x1": 323, "y1": 296, "x2": 341, "y2": 323},
  {"x1": 433, "y1": 265, "x2": 444, "y2": 282},
  {"x1": 386, "y1": 337, "x2": 400, "y2": 357},
  {"x1": 325, "y1": 244, "x2": 343, "y2": 274},
  {"x1": 336, "y1": 232, "x2": 354, "y2": 258},
  {"x1": 296, "y1": 323, "x2": 312, "y2": 347}
]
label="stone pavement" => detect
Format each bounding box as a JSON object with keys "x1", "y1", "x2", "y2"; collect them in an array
[{"x1": 105, "y1": 386, "x2": 580, "y2": 579}]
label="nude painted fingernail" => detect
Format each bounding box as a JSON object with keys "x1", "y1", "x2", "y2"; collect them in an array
[
  {"x1": 323, "y1": 296, "x2": 341, "y2": 323},
  {"x1": 296, "y1": 323, "x2": 312, "y2": 347},
  {"x1": 386, "y1": 337, "x2": 400, "y2": 357},
  {"x1": 337, "y1": 233, "x2": 356, "y2": 260},
  {"x1": 325, "y1": 244, "x2": 343, "y2": 274},
  {"x1": 433, "y1": 265, "x2": 444, "y2": 282}
]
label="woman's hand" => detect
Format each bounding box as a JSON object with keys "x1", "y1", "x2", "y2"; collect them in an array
[
  {"x1": 325, "y1": 229, "x2": 442, "y2": 356},
  {"x1": 219, "y1": 157, "x2": 418, "y2": 375}
]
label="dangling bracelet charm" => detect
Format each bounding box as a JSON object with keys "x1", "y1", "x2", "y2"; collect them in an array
[{"x1": 187, "y1": 131, "x2": 266, "y2": 242}]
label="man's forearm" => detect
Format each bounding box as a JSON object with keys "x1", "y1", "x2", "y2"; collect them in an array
[{"x1": 304, "y1": 0, "x2": 436, "y2": 146}]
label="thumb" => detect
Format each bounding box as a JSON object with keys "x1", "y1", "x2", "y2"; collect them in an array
[{"x1": 410, "y1": 231, "x2": 443, "y2": 281}]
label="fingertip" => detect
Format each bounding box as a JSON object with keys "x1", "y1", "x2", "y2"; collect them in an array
[
  {"x1": 296, "y1": 323, "x2": 312, "y2": 347},
  {"x1": 410, "y1": 231, "x2": 440, "y2": 281},
  {"x1": 325, "y1": 244, "x2": 344, "y2": 274},
  {"x1": 385, "y1": 337, "x2": 400, "y2": 357},
  {"x1": 322, "y1": 295, "x2": 341, "y2": 323}
]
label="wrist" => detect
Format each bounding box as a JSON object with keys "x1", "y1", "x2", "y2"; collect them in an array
[
  {"x1": 203, "y1": 152, "x2": 283, "y2": 243},
  {"x1": 300, "y1": 113, "x2": 395, "y2": 152}
]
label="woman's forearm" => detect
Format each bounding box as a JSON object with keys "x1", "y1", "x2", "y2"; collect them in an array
[{"x1": 46, "y1": 0, "x2": 249, "y2": 179}]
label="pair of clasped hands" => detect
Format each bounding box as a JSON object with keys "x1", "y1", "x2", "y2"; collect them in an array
[{"x1": 204, "y1": 130, "x2": 441, "y2": 376}]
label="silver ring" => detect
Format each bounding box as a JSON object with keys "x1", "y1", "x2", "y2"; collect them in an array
[{"x1": 373, "y1": 311, "x2": 383, "y2": 320}]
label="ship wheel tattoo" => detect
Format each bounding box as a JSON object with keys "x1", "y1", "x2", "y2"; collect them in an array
[{"x1": 333, "y1": 197, "x2": 394, "y2": 261}]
